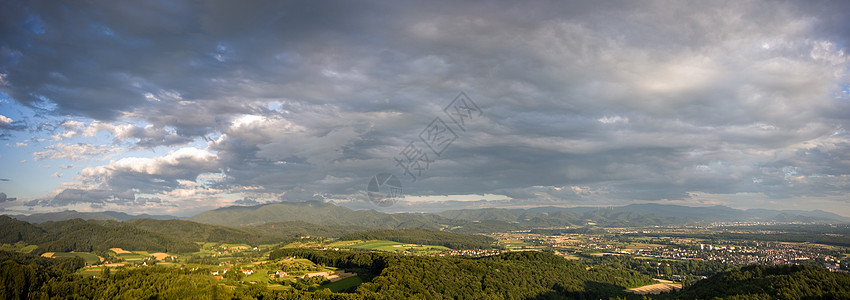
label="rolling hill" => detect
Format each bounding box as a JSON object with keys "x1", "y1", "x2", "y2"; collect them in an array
[
  {"x1": 0, "y1": 216, "x2": 47, "y2": 244},
  {"x1": 33, "y1": 219, "x2": 200, "y2": 253},
  {"x1": 187, "y1": 201, "x2": 447, "y2": 229}
]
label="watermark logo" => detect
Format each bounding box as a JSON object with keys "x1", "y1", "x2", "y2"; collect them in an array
[
  {"x1": 419, "y1": 117, "x2": 457, "y2": 157},
  {"x1": 368, "y1": 92, "x2": 483, "y2": 207},
  {"x1": 443, "y1": 92, "x2": 481, "y2": 131},
  {"x1": 367, "y1": 173, "x2": 403, "y2": 207}
]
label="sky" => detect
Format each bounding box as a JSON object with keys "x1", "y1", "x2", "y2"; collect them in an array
[{"x1": 1, "y1": 0, "x2": 849, "y2": 217}]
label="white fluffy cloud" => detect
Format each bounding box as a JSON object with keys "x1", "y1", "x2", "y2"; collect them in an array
[
  {"x1": 33, "y1": 143, "x2": 121, "y2": 161},
  {"x1": 80, "y1": 147, "x2": 219, "y2": 186}
]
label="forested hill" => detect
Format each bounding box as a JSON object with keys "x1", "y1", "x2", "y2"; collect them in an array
[
  {"x1": 126, "y1": 219, "x2": 364, "y2": 245},
  {"x1": 2, "y1": 215, "x2": 493, "y2": 251},
  {"x1": 5, "y1": 210, "x2": 178, "y2": 223},
  {"x1": 269, "y1": 248, "x2": 655, "y2": 299},
  {"x1": 126, "y1": 219, "x2": 263, "y2": 245},
  {"x1": 36, "y1": 219, "x2": 200, "y2": 253},
  {"x1": 665, "y1": 264, "x2": 850, "y2": 299},
  {"x1": 0, "y1": 215, "x2": 45, "y2": 244},
  {"x1": 0, "y1": 217, "x2": 199, "y2": 253},
  {"x1": 187, "y1": 201, "x2": 448, "y2": 229}
]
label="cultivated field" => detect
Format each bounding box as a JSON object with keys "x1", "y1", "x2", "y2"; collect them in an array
[
  {"x1": 50, "y1": 252, "x2": 101, "y2": 265},
  {"x1": 327, "y1": 240, "x2": 451, "y2": 254},
  {"x1": 626, "y1": 280, "x2": 682, "y2": 295}
]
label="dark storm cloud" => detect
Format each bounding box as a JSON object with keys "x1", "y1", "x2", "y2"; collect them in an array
[
  {"x1": 1, "y1": 0, "x2": 849, "y2": 213},
  {"x1": 1, "y1": 0, "x2": 401, "y2": 124}
]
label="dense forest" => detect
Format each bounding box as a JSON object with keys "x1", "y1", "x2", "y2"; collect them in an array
[
  {"x1": 0, "y1": 216, "x2": 200, "y2": 253},
  {"x1": 587, "y1": 254, "x2": 737, "y2": 280},
  {"x1": 35, "y1": 219, "x2": 200, "y2": 254},
  {"x1": 270, "y1": 248, "x2": 655, "y2": 299},
  {"x1": 0, "y1": 217, "x2": 359, "y2": 252},
  {"x1": 0, "y1": 251, "x2": 229, "y2": 300},
  {"x1": 0, "y1": 216, "x2": 45, "y2": 244},
  {"x1": 661, "y1": 264, "x2": 850, "y2": 299}
]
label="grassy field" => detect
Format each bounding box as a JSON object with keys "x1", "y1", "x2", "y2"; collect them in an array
[
  {"x1": 500, "y1": 239, "x2": 538, "y2": 250},
  {"x1": 325, "y1": 240, "x2": 363, "y2": 248},
  {"x1": 245, "y1": 270, "x2": 272, "y2": 283},
  {"x1": 77, "y1": 266, "x2": 105, "y2": 276},
  {"x1": 52, "y1": 252, "x2": 101, "y2": 265},
  {"x1": 0, "y1": 243, "x2": 38, "y2": 253},
  {"x1": 115, "y1": 251, "x2": 146, "y2": 260},
  {"x1": 281, "y1": 258, "x2": 327, "y2": 277},
  {"x1": 220, "y1": 243, "x2": 252, "y2": 249},
  {"x1": 332, "y1": 240, "x2": 450, "y2": 254},
  {"x1": 188, "y1": 242, "x2": 220, "y2": 256},
  {"x1": 320, "y1": 276, "x2": 363, "y2": 292},
  {"x1": 21, "y1": 245, "x2": 37, "y2": 253}
]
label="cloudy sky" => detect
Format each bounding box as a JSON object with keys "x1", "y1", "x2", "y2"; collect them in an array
[{"x1": 1, "y1": 0, "x2": 849, "y2": 217}]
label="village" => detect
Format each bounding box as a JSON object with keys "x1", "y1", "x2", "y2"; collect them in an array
[{"x1": 489, "y1": 229, "x2": 849, "y2": 273}]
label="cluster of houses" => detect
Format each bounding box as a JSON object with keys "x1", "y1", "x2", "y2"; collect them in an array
[
  {"x1": 269, "y1": 270, "x2": 288, "y2": 278},
  {"x1": 209, "y1": 245, "x2": 258, "y2": 257},
  {"x1": 209, "y1": 267, "x2": 291, "y2": 280},
  {"x1": 211, "y1": 268, "x2": 255, "y2": 280}
]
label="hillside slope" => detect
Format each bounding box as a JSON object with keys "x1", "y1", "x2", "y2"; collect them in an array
[
  {"x1": 187, "y1": 201, "x2": 446, "y2": 229},
  {"x1": 35, "y1": 219, "x2": 200, "y2": 253},
  {"x1": 669, "y1": 264, "x2": 850, "y2": 299}
]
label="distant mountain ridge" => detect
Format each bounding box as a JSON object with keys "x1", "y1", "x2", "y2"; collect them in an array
[
  {"x1": 187, "y1": 201, "x2": 446, "y2": 229},
  {"x1": 618, "y1": 203, "x2": 850, "y2": 223},
  {"x1": 4, "y1": 202, "x2": 847, "y2": 227},
  {"x1": 187, "y1": 201, "x2": 849, "y2": 230},
  {"x1": 4, "y1": 210, "x2": 178, "y2": 223},
  {"x1": 435, "y1": 203, "x2": 849, "y2": 226}
]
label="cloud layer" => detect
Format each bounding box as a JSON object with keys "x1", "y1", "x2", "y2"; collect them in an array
[{"x1": 1, "y1": 0, "x2": 849, "y2": 216}]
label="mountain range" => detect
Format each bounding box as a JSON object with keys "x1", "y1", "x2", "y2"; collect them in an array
[
  {"x1": 4, "y1": 202, "x2": 848, "y2": 229},
  {"x1": 4, "y1": 210, "x2": 177, "y2": 224}
]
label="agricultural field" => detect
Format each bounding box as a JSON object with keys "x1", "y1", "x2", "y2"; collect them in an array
[
  {"x1": 76, "y1": 266, "x2": 107, "y2": 277},
  {"x1": 620, "y1": 242, "x2": 664, "y2": 252},
  {"x1": 55, "y1": 252, "x2": 100, "y2": 265},
  {"x1": 0, "y1": 242, "x2": 37, "y2": 253},
  {"x1": 498, "y1": 239, "x2": 541, "y2": 251},
  {"x1": 328, "y1": 239, "x2": 451, "y2": 254},
  {"x1": 114, "y1": 251, "x2": 147, "y2": 261}
]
